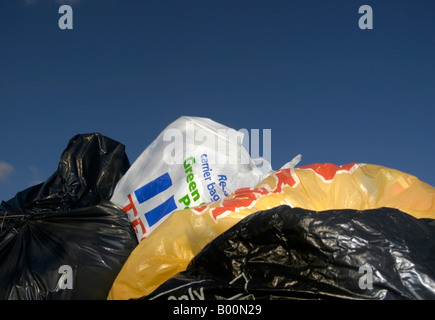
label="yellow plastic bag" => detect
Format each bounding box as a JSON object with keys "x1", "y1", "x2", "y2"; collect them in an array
[{"x1": 107, "y1": 162, "x2": 435, "y2": 300}]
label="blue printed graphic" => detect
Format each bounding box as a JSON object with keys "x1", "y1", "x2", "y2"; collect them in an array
[
  {"x1": 134, "y1": 172, "x2": 177, "y2": 228},
  {"x1": 134, "y1": 172, "x2": 172, "y2": 203},
  {"x1": 145, "y1": 196, "x2": 177, "y2": 227}
]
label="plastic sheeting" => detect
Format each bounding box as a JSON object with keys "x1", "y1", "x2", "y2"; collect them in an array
[
  {"x1": 108, "y1": 162, "x2": 435, "y2": 300},
  {"x1": 0, "y1": 133, "x2": 138, "y2": 300},
  {"x1": 142, "y1": 206, "x2": 435, "y2": 300}
]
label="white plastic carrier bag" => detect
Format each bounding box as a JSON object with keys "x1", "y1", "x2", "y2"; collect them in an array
[{"x1": 110, "y1": 116, "x2": 275, "y2": 242}]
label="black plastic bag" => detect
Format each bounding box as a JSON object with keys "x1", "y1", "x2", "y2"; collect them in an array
[
  {"x1": 142, "y1": 206, "x2": 435, "y2": 300},
  {"x1": 2, "y1": 133, "x2": 131, "y2": 214},
  {"x1": 0, "y1": 133, "x2": 138, "y2": 300}
]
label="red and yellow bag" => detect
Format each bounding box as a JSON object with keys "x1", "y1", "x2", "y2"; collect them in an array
[{"x1": 107, "y1": 163, "x2": 435, "y2": 300}]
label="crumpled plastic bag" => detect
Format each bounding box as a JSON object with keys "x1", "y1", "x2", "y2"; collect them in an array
[
  {"x1": 142, "y1": 205, "x2": 435, "y2": 300},
  {"x1": 110, "y1": 116, "x2": 277, "y2": 242},
  {"x1": 107, "y1": 162, "x2": 435, "y2": 300},
  {"x1": 0, "y1": 133, "x2": 138, "y2": 300}
]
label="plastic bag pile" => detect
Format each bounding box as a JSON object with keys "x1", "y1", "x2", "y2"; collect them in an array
[{"x1": 1, "y1": 116, "x2": 435, "y2": 300}]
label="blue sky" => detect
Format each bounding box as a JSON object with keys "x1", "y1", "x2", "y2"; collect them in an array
[{"x1": 1, "y1": 0, "x2": 434, "y2": 201}]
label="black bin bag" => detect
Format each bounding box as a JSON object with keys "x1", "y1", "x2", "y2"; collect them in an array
[
  {"x1": 0, "y1": 133, "x2": 138, "y2": 300},
  {"x1": 142, "y1": 206, "x2": 435, "y2": 300}
]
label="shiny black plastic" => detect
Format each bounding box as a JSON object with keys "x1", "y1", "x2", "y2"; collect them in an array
[
  {"x1": 0, "y1": 133, "x2": 137, "y2": 299},
  {"x1": 142, "y1": 206, "x2": 435, "y2": 300}
]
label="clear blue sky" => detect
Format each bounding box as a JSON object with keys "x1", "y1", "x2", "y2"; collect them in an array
[{"x1": 1, "y1": 0, "x2": 434, "y2": 202}]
